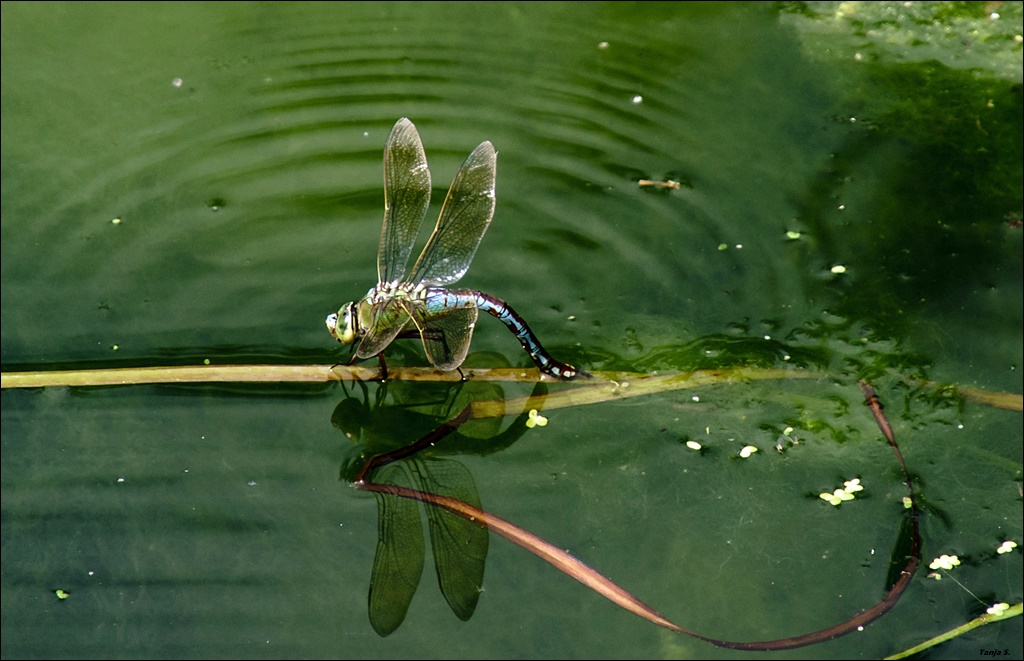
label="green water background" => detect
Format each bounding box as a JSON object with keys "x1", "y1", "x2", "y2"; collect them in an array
[{"x1": 2, "y1": 2, "x2": 1021, "y2": 658}]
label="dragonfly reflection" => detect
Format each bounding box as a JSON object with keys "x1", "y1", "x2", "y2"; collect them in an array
[
  {"x1": 327, "y1": 118, "x2": 585, "y2": 379},
  {"x1": 368, "y1": 457, "x2": 488, "y2": 637},
  {"x1": 332, "y1": 380, "x2": 505, "y2": 637}
]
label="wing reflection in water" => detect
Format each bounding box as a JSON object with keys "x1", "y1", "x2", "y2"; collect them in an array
[
  {"x1": 332, "y1": 371, "x2": 539, "y2": 636},
  {"x1": 368, "y1": 457, "x2": 487, "y2": 636}
]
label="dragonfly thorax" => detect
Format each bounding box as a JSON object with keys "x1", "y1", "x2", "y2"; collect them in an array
[{"x1": 327, "y1": 284, "x2": 424, "y2": 347}]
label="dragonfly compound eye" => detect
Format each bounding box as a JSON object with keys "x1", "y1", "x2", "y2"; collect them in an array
[{"x1": 326, "y1": 302, "x2": 359, "y2": 345}]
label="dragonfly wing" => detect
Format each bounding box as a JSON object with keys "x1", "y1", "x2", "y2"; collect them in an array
[
  {"x1": 368, "y1": 462, "x2": 425, "y2": 637},
  {"x1": 378, "y1": 118, "x2": 431, "y2": 285},
  {"x1": 410, "y1": 303, "x2": 479, "y2": 371},
  {"x1": 408, "y1": 140, "x2": 496, "y2": 287},
  {"x1": 355, "y1": 298, "x2": 412, "y2": 359},
  {"x1": 408, "y1": 457, "x2": 488, "y2": 622}
]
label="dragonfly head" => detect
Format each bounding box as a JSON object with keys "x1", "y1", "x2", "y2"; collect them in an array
[{"x1": 326, "y1": 301, "x2": 359, "y2": 345}]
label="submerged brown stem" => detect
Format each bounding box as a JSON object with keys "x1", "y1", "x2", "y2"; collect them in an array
[{"x1": 353, "y1": 379, "x2": 923, "y2": 650}]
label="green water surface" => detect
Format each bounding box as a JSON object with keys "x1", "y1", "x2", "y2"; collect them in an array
[{"x1": 2, "y1": 2, "x2": 1021, "y2": 659}]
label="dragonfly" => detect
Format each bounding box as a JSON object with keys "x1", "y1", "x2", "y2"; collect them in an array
[{"x1": 327, "y1": 118, "x2": 586, "y2": 380}]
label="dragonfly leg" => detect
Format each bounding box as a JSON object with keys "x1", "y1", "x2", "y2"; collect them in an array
[
  {"x1": 341, "y1": 348, "x2": 389, "y2": 381},
  {"x1": 329, "y1": 343, "x2": 356, "y2": 371},
  {"x1": 468, "y1": 292, "x2": 588, "y2": 380}
]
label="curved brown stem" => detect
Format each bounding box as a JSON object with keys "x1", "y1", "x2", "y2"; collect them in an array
[{"x1": 352, "y1": 379, "x2": 922, "y2": 650}]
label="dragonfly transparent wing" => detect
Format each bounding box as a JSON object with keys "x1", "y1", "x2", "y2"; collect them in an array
[
  {"x1": 355, "y1": 298, "x2": 413, "y2": 359},
  {"x1": 408, "y1": 457, "x2": 488, "y2": 622},
  {"x1": 368, "y1": 462, "x2": 425, "y2": 637},
  {"x1": 410, "y1": 303, "x2": 479, "y2": 371},
  {"x1": 378, "y1": 118, "x2": 431, "y2": 285},
  {"x1": 407, "y1": 140, "x2": 497, "y2": 287}
]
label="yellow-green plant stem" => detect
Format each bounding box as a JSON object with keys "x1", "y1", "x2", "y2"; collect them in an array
[{"x1": 884, "y1": 602, "x2": 1022, "y2": 660}]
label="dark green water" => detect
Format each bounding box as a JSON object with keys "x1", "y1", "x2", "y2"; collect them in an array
[{"x1": 3, "y1": 2, "x2": 1021, "y2": 658}]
